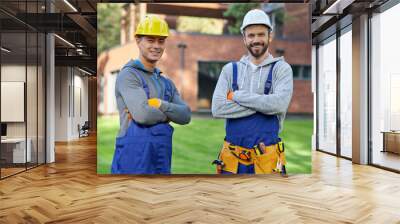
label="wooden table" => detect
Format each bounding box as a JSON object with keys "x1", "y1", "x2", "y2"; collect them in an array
[
  {"x1": 381, "y1": 131, "x2": 400, "y2": 154},
  {"x1": 1, "y1": 138, "x2": 32, "y2": 165}
]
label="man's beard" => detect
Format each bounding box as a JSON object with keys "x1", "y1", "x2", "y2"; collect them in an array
[{"x1": 246, "y1": 42, "x2": 268, "y2": 59}]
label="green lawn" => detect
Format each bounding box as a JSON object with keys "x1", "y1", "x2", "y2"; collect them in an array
[{"x1": 97, "y1": 116, "x2": 312, "y2": 174}]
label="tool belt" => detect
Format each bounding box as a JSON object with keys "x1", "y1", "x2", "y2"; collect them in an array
[{"x1": 214, "y1": 141, "x2": 287, "y2": 175}]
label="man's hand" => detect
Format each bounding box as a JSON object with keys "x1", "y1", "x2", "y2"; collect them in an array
[
  {"x1": 148, "y1": 98, "x2": 162, "y2": 109},
  {"x1": 125, "y1": 108, "x2": 134, "y2": 120},
  {"x1": 227, "y1": 91, "x2": 234, "y2": 101}
]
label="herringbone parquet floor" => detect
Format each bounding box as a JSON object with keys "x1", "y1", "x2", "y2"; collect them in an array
[{"x1": 1, "y1": 135, "x2": 399, "y2": 224}]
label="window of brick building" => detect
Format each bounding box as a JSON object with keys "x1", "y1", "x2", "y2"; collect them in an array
[
  {"x1": 197, "y1": 61, "x2": 228, "y2": 110},
  {"x1": 292, "y1": 65, "x2": 311, "y2": 80}
]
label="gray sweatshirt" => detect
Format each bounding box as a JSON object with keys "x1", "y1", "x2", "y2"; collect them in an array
[
  {"x1": 115, "y1": 59, "x2": 191, "y2": 137},
  {"x1": 211, "y1": 54, "x2": 293, "y2": 133}
]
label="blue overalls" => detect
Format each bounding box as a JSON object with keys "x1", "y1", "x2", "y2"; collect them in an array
[
  {"x1": 222, "y1": 61, "x2": 280, "y2": 174},
  {"x1": 111, "y1": 69, "x2": 174, "y2": 174}
]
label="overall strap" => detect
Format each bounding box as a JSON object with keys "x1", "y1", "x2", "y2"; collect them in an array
[
  {"x1": 231, "y1": 62, "x2": 239, "y2": 91},
  {"x1": 264, "y1": 62, "x2": 277, "y2": 95},
  {"x1": 132, "y1": 69, "x2": 150, "y2": 99},
  {"x1": 160, "y1": 76, "x2": 173, "y2": 102}
]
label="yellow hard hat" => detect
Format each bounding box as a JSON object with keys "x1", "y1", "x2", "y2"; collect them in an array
[{"x1": 135, "y1": 15, "x2": 169, "y2": 37}]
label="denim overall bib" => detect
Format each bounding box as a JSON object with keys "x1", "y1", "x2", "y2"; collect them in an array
[
  {"x1": 223, "y1": 61, "x2": 280, "y2": 174},
  {"x1": 111, "y1": 69, "x2": 174, "y2": 174}
]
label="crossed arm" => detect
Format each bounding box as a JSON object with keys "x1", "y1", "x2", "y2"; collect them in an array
[
  {"x1": 117, "y1": 69, "x2": 191, "y2": 125},
  {"x1": 158, "y1": 83, "x2": 191, "y2": 125},
  {"x1": 211, "y1": 62, "x2": 293, "y2": 118},
  {"x1": 211, "y1": 64, "x2": 256, "y2": 119}
]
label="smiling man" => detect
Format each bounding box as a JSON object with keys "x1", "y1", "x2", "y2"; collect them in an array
[
  {"x1": 211, "y1": 9, "x2": 293, "y2": 174},
  {"x1": 111, "y1": 15, "x2": 191, "y2": 174}
]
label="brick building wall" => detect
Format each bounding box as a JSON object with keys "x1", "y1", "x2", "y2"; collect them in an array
[
  {"x1": 290, "y1": 80, "x2": 313, "y2": 114},
  {"x1": 98, "y1": 32, "x2": 312, "y2": 114},
  {"x1": 282, "y1": 4, "x2": 311, "y2": 41}
]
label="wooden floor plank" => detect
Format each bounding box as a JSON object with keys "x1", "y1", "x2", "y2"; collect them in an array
[{"x1": 0, "y1": 135, "x2": 399, "y2": 223}]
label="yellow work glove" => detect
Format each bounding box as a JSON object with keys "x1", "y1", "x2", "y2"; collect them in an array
[
  {"x1": 227, "y1": 91, "x2": 234, "y2": 101},
  {"x1": 148, "y1": 98, "x2": 162, "y2": 109}
]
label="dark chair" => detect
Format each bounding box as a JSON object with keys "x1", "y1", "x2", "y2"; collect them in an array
[{"x1": 78, "y1": 121, "x2": 90, "y2": 138}]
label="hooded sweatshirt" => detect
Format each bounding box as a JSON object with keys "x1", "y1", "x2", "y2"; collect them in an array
[
  {"x1": 211, "y1": 54, "x2": 293, "y2": 133},
  {"x1": 115, "y1": 59, "x2": 191, "y2": 137}
]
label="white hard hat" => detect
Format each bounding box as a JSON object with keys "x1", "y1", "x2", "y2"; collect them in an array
[{"x1": 240, "y1": 9, "x2": 273, "y2": 34}]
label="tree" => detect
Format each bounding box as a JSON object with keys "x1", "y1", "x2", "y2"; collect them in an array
[
  {"x1": 177, "y1": 16, "x2": 224, "y2": 35},
  {"x1": 97, "y1": 3, "x2": 123, "y2": 55},
  {"x1": 223, "y1": 3, "x2": 260, "y2": 35}
]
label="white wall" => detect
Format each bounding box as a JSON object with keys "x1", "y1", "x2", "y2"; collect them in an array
[
  {"x1": 1, "y1": 63, "x2": 46, "y2": 164},
  {"x1": 1, "y1": 64, "x2": 26, "y2": 158},
  {"x1": 72, "y1": 71, "x2": 89, "y2": 138},
  {"x1": 1, "y1": 64, "x2": 37, "y2": 138},
  {"x1": 54, "y1": 67, "x2": 89, "y2": 141},
  {"x1": 55, "y1": 66, "x2": 69, "y2": 141},
  {"x1": 1, "y1": 65, "x2": 29, "y2": 138}
]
